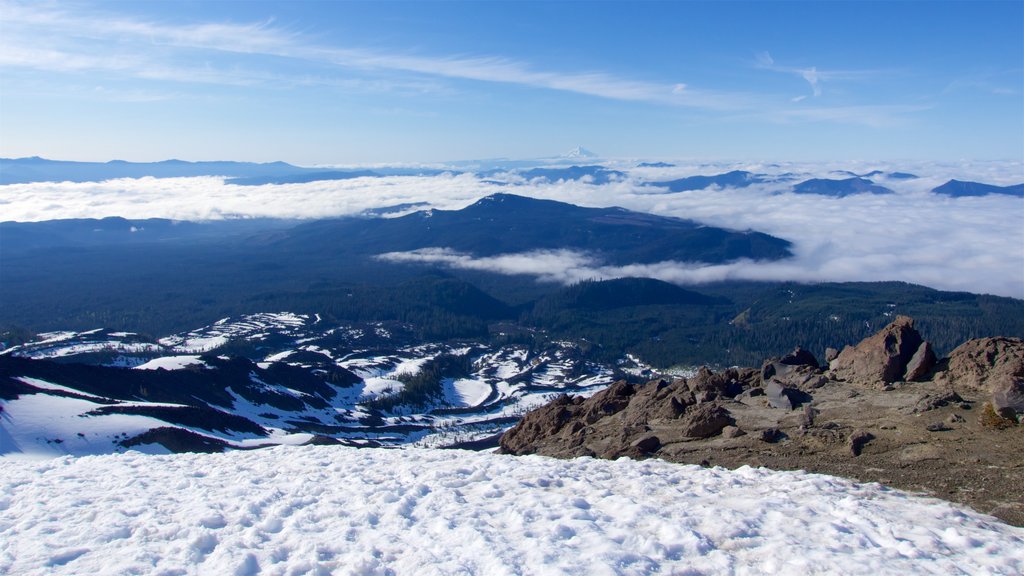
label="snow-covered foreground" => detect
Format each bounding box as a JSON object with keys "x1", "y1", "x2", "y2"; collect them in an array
[{"x1": 1, "y1": 447, "x2": 1022, "y2": 576}]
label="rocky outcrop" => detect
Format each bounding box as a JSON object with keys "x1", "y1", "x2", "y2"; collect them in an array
[
  {"x1": 500, "y1": 317, "x2": 1024, "y2": 526},
  {"x1": 829, "y1": 316, "x2": 935, "y2": 385},
  {"x1": 937, "y1": 337, "x2": 1024, "y2": 418}
]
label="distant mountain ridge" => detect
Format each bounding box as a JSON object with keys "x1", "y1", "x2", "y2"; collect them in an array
[
  {"x1": 649, "y1": 170, "x2": 772, "y2": 192},
  {"x1": 274, "y1": 192, "x2": 793, "y2": 265},
  {"x1": 0, "y1": 157, "x2": 317, "y2": 184},
  {"x1": 791, "y1": 177, "x2": 893, "y2": 196},
  {"x1": 932, "y1": 179, "x2": 1024, "y2": 197}
]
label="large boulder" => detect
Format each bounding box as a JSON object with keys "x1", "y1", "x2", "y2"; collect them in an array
[
  {"x1": 938, "y1": 337, "x2": 1024, "y2": 417},
  {"x1": 904, "y1": 341, "x2": 937, "y2": 381},
  {"x1": 679, "y1": 403, "x2": 734, "y2": 438},
  {"x1": 830, "y1": 316, "x2": 932, "y2": 386}
]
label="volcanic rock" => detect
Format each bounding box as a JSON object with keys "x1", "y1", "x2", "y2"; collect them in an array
[
  {"x1": 499, "y1": 394, "x2": 581, "y2": 455},
  {"x1": 848, "y1": 430, "x2": 874, "y2": 456},
  {"x1": 938, "y1": 337, "x2": 1024, "y2": 418},
  {"x1": 904, "y1": 341, "x2": 937, "y2": 381},
  {"x1": 679, "y1": 404, "x2": 734, "y2": 438},
  {"x1": 830, "y1": 316, "x2": 930, "y2": 385}
]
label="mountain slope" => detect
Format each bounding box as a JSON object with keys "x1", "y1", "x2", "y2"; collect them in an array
[
  {"x1": 274, "y1": 193, "x2": 793, "y2": 265},
  {"x1": 932, "y1": 179, "x2": 1024, "y2": 197},
  {"x1": 649, "y1": 170, "x2": 771, "y2": 192},
  {"x1": 792, "y1": 177, "x2": 893, "y2": 196}
]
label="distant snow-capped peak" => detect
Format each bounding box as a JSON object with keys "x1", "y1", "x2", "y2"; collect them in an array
[{"x1": 563, "y1": 146, "x2": 597, "y2": 159}]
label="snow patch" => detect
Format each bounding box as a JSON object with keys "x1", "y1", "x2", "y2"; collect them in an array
[{"x1": 0, "y1": 446, "x2": 1020, "y2": 575}]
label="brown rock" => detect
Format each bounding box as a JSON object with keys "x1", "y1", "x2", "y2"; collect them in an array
[
  {"x1": 499, "y1": 394, "x2": 581, "y2": 454},
  {"x1": 578, "y1": 380, "x2": 635, "y2": 424},
  {"x1": 939, "y1": 337, "x2": 1024, "y2": 416},
  {"x1": 630, "y1": 435, "x2": 661, "y2": 454},
  {"x1": 848, "y1": 430, "x2": 874, "y2": 456},
  {"x1": 779, "y1": 346, "x2": 820, "y2": 369},
  {"x1": 830, "y1": 315, "x2": 929, "y2": 386},
  {"x1": 679, "y1": 403, "x2": 734, "y2": 438}
]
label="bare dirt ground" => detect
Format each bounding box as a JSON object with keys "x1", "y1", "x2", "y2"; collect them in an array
[{"x1": 653, "y1": 379, "x2": 1024, "y2": 527}]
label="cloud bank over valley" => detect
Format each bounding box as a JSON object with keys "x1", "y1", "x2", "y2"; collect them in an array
[{"x1": 2, "y1": 160, "x2": 1022, "y2": 298}]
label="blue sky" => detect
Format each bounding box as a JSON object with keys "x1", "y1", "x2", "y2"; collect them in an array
[{"x1": 1, "y1": 1, "x2": 1021, "y2": 164}]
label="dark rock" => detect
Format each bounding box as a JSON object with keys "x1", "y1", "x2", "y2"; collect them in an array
[
  {"x1": 687, "y1": 367, "x2": 744, "y2": 398},
  {"x1": 630, "y1": 435, "x2": 661, "y2": 453},
  {"x1": 780, "y1": 347, "x2": 820, "y2": 369},
  {"x1": 848, "y1": 430, "x2": 874, "y2": 456},
  {"x1": 904, "y1": 341, "x2": 937, "y2": 381},
  {"x1": 926, "y1": 422, "x2": 952, "y2": 432},
  {"x1": 302, "y1": 435, "x2": 342, "y2": 446},
  {"x1": 912, "y1": 391, "x2": 964, "y2": 413},
  {"x1": 762, "y1": 359, "x2": 828, "y2": 392},
  {"x1": 680, "y1": 404, "x2": 734, "y2": 438},
  {"x1": 760, "y1": 428, "x2": 781, "y2": 443}
]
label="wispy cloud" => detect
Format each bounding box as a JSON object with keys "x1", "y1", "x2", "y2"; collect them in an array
[
  {"x1": 0, "y1": 2, "x2": 714, "y2": 106},
  {"x1": 0, "y1": 2, "x2": 915, "y2": 123},
  {"x1": 755, "y1": 50, "x2": 881, "y2": 101}
]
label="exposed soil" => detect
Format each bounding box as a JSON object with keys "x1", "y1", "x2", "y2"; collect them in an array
[{"x1": 654, "y1": 380, "x2": 1024, "y2": 527}]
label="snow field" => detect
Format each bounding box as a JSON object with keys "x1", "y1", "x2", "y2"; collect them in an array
[{"x1": 1, "y1": 446, "x2": 1022, "y2": 575}]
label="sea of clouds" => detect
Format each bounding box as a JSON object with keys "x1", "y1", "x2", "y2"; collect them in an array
[{"x1": 1, "y1": 159, "x2": 1022, "y2": 298}]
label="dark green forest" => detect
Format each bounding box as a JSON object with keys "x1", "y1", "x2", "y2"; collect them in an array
[{"x1": 3, "y1": 269, "x2": 1022, "y2": 369}]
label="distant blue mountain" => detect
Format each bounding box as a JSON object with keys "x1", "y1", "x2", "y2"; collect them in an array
[
  {"x1": 0, "y1": 217, "x2": 294, "y2": 251},
  {"x1": 637, "y1": 162, "x2": 676, "y2": 168},
  {"x1": 518, "y1": 165, "x2": 626, "y2": 184},
  {"x1": 648, "y1": 170, "x2": 768, "y2": 192},
  {"x1": 931, "y1": 180, "x2": 1024, "y2": 197},
  {"x1": 0, "y1": 157, "x2": 319, "y2": 184},
  {"x1": 0, "y1": 157, "x2": 465, "y2": 185},
  {"x1": 834, "y1": 170, "x2": 918, "y2": 180},
  {"x1": 227, "y1": 170, "x2": 381, "y2": 185},
  {"x1": 791, "y1": 177, "x2": 893, "y2": 197}
]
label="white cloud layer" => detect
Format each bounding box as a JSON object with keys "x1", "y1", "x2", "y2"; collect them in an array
[{"x1": 1, "y1": 159, "x2": 1022, "y2": 298}]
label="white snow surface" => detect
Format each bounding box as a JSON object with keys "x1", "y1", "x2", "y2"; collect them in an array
[
  {"x1": 134, "y1": 355, "x2": 206, "y2": 370},
  {"x1": 0, "y1": 446, "x2": 1021, "y2": 575}
]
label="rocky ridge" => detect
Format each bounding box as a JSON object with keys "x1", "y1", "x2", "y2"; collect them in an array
[{"x1": 500, "y1": 316, "x2": 1024, "y2": 526}]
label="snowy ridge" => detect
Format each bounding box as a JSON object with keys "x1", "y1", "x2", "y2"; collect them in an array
[
  {"x1": 158, "y1": 312, "x2": 314, "y2": 353},
  {"x1": 0, "y1": 445, "x2": 1021, "y2": 575}
]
